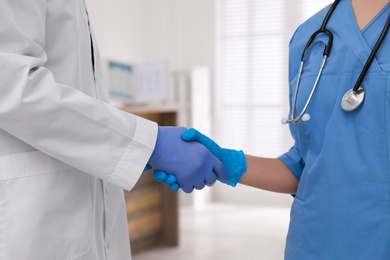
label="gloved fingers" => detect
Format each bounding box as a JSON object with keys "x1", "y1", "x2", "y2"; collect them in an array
[
  {"x1": 163, "y1": 174, "x2": 177, "y2": 186},
  {"x1": 170, "y1": 183, "x2": 180, "y2": 192},
  {"x1": 181, "y1": 128, "x2": 221, "y2": 155},
  {"x1": 205, "y1": 172, "x2": 217, "y2": 187},
  {"x1": 194, "y1": 180, "x2": 206, "y2": 190},
  {"x1": 154, "y1": 171, "x2": 180, "y2": 191},
  {"x1": 153, "y1": 170, "x2": 168, "y2": 182},
  {"x1": 181, "y1": 184, "x2": 194, "y2": 194},
  {"x1": 213, "y1": 159, "x2": 229, "y2": 183}
]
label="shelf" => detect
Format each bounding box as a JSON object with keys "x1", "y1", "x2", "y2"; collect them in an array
[{"x1": 118, "y1": 104, "x2": 180, "y2": 255}]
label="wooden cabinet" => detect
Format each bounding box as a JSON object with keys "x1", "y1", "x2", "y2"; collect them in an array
[{"x1": 119, "y1": 104, "x2": 181, "y2": 254}]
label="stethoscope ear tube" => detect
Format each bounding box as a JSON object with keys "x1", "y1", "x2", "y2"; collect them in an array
[
  {"x1": 284, "y1": 0, "x2": 340, "y2": 125},
  {"x1": 284, "y1": 55, "x2": 327, "y2": 125},
  {"x1": 302, "y1": 29, "x2": 333, "y2": 61},
  {"x1": 281, "y1": 113, "x2": 311, "y2": 125},
  {"x1": 322, "y1": 30, "x2": 333, "y2": 56}
]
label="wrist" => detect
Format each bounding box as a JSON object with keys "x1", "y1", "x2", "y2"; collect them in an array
[{"x1": 149, "y1": 126, "x2": 164, "y2": 166}]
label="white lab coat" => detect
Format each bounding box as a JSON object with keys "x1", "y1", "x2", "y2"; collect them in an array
[{"x1": 0, "y1": 1, "x2": 157, "y2": 259}]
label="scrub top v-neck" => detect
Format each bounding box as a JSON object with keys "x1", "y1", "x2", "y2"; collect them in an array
[{"x1": 338, "y1": 0, "x2": 390, "y2": 72}]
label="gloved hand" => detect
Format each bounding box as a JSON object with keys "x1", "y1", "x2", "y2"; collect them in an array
[
  {"x1": 147, "y1": 126, "x2": 228, "y2": 193},
  {"x1": 181, "y1": 128, "x2": 247, "y2": 187},
  {"x1": 152, "y1": 128, "x2": 247, "y2": 189}
]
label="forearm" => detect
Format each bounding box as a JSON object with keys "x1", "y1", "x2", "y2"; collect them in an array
[
  {"x1": 239, "y1": 155, "x2": 298, "y2": 194},
  {"x1": 0, "y1": 1, "x2": 158, "y2": 190}
]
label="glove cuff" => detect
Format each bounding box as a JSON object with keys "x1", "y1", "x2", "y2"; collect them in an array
[{"x1": 225, "y1": 150, "x2": 247, "y2": 187}]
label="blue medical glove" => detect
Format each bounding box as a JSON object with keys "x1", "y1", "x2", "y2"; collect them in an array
[
  {"x1": 153, "y1": 170, "x2": 180, "y2": 192},
  {"x1": 153, "y1": 169, "x2": 217, "y2": 192},
  {"x1": 181, "y1": 128, "x2": 247, "y2": 187},
  {"x1": 148, "y1": 126, "x2": 227, "y2": 193},
  {"x1": 144, "y1": 165, "x2": 179, "y2": 192}
]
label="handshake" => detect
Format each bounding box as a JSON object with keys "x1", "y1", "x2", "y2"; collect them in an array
[{"x1": 146, "y1": 127, "x2": 247, "y2": 193}]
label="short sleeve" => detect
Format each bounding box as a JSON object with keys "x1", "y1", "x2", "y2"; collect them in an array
[{"x1": 278, "y1": 144, "x2": 304, "y2": 181}]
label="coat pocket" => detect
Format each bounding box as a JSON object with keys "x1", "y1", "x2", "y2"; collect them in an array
[{"x1": 0, "y1": 151, "x2": 93, "y2": 260}]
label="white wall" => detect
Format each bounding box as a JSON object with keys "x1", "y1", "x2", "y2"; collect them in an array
[
  {"x1": 86, "y1": 0, "x2": 292, "y2": 207},
  {"x1": 86, "y1": 0, "x2": 215, "y2": 71},
  {"x1": 86, "y1": 0, "x2": 147, "y2": 63}
]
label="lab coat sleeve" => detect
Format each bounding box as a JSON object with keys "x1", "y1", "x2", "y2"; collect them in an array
[
  {"x1": 278, "y1": 26, "x2": 305, "y2": 182},
  {"x1": 0, "y1": 1, "x2": 157, "y2": 191}
]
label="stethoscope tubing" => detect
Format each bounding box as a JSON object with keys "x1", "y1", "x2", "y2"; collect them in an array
[
  {"x1": 352, "y1": 13, "x2": 390, "y2": 93},
  {"x1": 284, "y1": 0, "x2": 390, "y2": 124},
  {"x1": 284, "y1": 1, "x2": 339, "y2": 124},
  {"x1": 289, "y1": 56, "x2": 327, "y2": 124},
  {"x1": 301, "y1": 0, "x2": 340, "y2": 60}
]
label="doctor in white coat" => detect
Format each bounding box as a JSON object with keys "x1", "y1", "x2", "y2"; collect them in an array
[{"x1": 0, "y1": 1, "x2": 228, "y2": 260}]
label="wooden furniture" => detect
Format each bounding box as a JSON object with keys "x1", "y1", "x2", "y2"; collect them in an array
[{"x1": 119, "y1": 104, "x2": 181, "y2": 254}]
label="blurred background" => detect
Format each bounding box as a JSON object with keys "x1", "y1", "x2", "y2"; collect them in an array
[{"x1": 86, "y1": 0, "x2": 332, "y2": 259}]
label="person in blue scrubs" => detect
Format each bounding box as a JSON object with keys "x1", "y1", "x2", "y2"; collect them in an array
[{"x1": 155, "y1": 0, "x2": 390, "y2": 259}]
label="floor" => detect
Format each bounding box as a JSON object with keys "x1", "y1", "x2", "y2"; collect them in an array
[{"x1": 132, "y1": 204, "x2": 291, "y2": 260}]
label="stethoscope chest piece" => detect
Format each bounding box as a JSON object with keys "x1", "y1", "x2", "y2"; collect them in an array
[{"x1": 341, "y1": 87, "x2": 365, "y2": 112}]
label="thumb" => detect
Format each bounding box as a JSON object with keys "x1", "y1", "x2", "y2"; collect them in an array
[
  {"x1": 181, "y1": 128, "x2": 221, "y2": 156},
  {"x1": 181, "y1": 128, "x2": 200, "y2": 141}
]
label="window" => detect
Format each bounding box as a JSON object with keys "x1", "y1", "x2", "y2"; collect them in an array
[{"x1": 215, "y1": 0, "x2": 333, "y2": 157}]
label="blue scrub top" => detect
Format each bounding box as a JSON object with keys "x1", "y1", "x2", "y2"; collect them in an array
[{"x1": 278, "y1": 0, "x2": 390, "y2": 259}]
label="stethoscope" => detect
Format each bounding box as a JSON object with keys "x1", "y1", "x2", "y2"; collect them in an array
[{"x1": 282, "y1": 0, "x2": 390, "y2": 125}]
